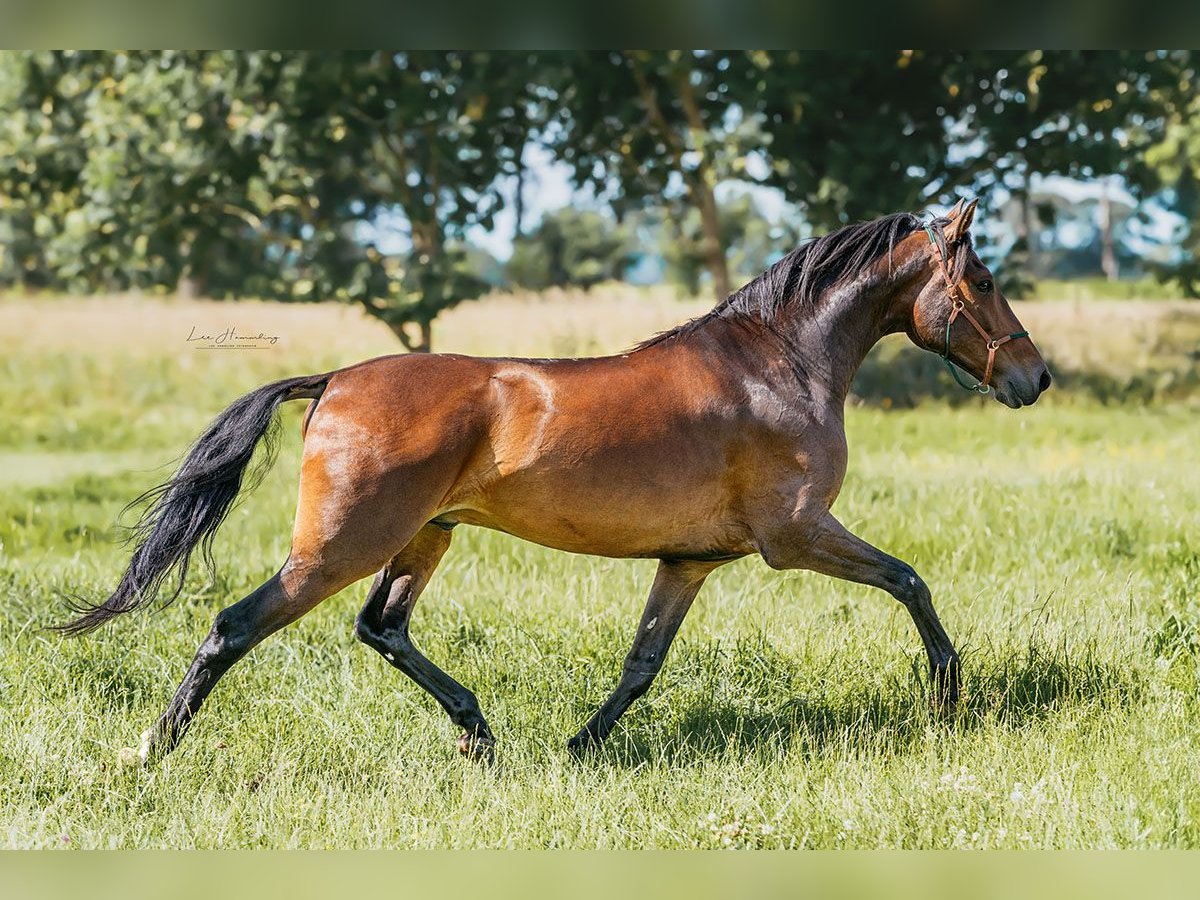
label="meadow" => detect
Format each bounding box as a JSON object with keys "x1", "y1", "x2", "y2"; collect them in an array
[{"x1": 1, "y1": 288, "x2": 1198, "y2": 848}]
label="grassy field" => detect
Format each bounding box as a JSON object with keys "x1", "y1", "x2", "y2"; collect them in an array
[{"x1": 1, "y1": 289, "x2": 1198, "y2": 848}]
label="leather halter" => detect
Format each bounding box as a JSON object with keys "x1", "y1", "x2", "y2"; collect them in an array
[{"x1": 923, "y1": 225, "x2": 1029, "y2": 395}]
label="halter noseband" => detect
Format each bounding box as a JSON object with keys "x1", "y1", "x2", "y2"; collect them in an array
[{"x1": 923, "y1": 224, "x2": 1029, "y2": 395}]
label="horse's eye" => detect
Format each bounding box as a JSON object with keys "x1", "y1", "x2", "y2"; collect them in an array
[{"x1": 977, "y1": 279, "x2": 993, "y2": 294}]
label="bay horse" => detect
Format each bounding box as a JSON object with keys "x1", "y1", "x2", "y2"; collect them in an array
[{"x1": 63, "y1": 199, "x2": 1051, "y2": 765}]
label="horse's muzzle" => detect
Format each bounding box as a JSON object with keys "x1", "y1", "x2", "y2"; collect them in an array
[{"x1": 996, "y1": 366, "x2": 1052, "y2": 408}]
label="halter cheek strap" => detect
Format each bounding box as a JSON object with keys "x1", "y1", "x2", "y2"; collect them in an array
[{"x1": 922, "y1": 225, "x2": 1029, "y2": 395}]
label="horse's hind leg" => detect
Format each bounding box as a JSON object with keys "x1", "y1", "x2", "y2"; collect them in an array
[
  {"x1": 568, "y1": 559, "x2": 720, "y2": 755},
  {"x1": 353, "y1": 524, "x2": 496, "y2": 762},
  {"x1": 129, "y1": 561, "x2": 361, "y2": 765}
]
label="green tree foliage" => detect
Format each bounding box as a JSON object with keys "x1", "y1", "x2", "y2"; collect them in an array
[
  {"x1": 755, "y1": 51, "x2": 1188, "y2": 232},
  {"x1": 0, "y1": 50, "x2": 534, "y2": 350},
  {"x1": 545, "y1": 50, "x2": 760, "y2": 302},
  {"x1": 658, "y1": 193, "x2": 799, "y2": 295},
  {"x1": 1146, "y1": 59, "x2": 1200, "y2": 297},
  {"x1": 544, "y1": 50, "x2": 1189, "y2": 302},
  {"x1": 941, "y1": 51, "x2": 1188, "y2": 289},
  {"x1": 506, "y1": 207, "x2": 632, "y2": 291},
  {"x1": 2, "y1": 50, "x2": 1194, "y2": 333}
]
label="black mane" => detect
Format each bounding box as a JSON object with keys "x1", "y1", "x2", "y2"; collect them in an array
[{"x1": 633, "y1": 210, "x2": 970, "y2": 351}]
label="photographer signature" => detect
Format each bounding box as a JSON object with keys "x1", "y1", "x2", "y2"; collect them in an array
[{"x1": 186, "y1": 326, "x2": 281, "y2": 350}]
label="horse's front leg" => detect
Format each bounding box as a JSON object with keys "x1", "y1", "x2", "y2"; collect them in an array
[
  {"x1": 760, "y1": 511, "x2": 960, "y2": 709},
  {"x1": 568, "y1": 559, "x2": 721, "y2": 755}
]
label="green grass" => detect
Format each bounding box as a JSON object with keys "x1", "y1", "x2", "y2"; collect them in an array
[
  {"x1": 1, "y1": 294, "x2": 1199, "y2": 848},
  {"x1": 1028, "y1": 276, "x2": 1188, "y2": 302}
]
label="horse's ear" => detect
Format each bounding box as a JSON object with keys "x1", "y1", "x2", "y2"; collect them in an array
[{"x1": 945, "y1": 198, "x2": 978, "y2": 244}]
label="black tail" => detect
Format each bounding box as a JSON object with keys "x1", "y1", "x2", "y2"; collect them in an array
[{"x1": 57, "y1": 373, "x2": 329, "y2": 635}]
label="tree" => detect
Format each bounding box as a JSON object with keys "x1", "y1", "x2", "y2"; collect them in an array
[
  {"x1": 1145, "y1": 52, "x2": 1200, "y2": 297},
  {"x1": 749, "y1": 50, "x2": 961, "y2": 229},
  {"x1": 754, "y1": 51, "x2": 1183, "y2": 222},
  {"x1": 0, "y1": 51, "x2": 537, "y2": 350},
  {"x1": 506, "y1": 207, "x2": 632, "y2": 291},
  {"x1": 544, "y1": 50, "x2": 759, "y2": 302},
  {"x1": 751, "y1": 51, "x2": 1187, "y2": 288},
  {"x1": 542, "y1": 51, "x2": 1186, "y2": 303},
  {"x1": 335, "y1": 51, "x2": 536, "y2": 349},
  {"x1": 658, "y1": 192, "x2": 799, "y2": 295},
  {"x1": 4, "y1": 50, "x2": 1191, "y2": 319}
]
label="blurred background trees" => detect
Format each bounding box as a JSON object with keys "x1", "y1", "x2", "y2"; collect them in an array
[
  {"x1": 0, "y1": 50, "x2": 533, "y2": 350},
  {"x1": 655, "y1": 192, "x2": 800, "y2": 297},
  {"x1": 1146, "y1": 79, "x2": 1200, "y2": 297},
  {"x1": 1, "y1": 49, "x2": 1197, "y2": 348},
  {"x1": 507, "y1": 207, "x2": 634, "y2": 292}
]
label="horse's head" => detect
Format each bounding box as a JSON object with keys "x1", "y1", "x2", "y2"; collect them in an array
[{"x1": 908, "y1": 199, "x2": 1051, "y2": 408}]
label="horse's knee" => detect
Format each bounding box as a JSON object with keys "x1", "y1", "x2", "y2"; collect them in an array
[
  {"x1": 354, "y1": 613, "x2": 411, "y2": 668},
  {"x1": 889, "y1": 563, "x2": 930, "y2": 608}
]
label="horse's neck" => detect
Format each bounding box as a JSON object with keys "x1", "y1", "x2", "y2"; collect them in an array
[{"x1": 767, "y1": 279, "x2": 905, "y2": 406}]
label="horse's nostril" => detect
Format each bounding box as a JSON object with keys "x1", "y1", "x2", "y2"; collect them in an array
[{"x1": 1038, "y1": 369, "x2": 1052, "y2": 393}]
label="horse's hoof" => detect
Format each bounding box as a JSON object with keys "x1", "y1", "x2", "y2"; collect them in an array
[
  {"x1": 931, "y1": 692, "x2": 960, "y2": 717},
  {"x1": 566, "y1": 731, "x2": 597, "y2": 758},
  {"x1": 118, "y1": 728, "x2": 158, "y2": 768},
  {"x1": 457, "y1": 731, "x2": 495, "y2": 764}
]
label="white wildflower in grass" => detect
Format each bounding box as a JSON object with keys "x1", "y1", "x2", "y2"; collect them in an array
[
  {"x1": 939, "y1": 765, "x2": 981, "y2": 794},
  {"x1": 700, "y1": 810, "x2": 780, "y2": 849}
]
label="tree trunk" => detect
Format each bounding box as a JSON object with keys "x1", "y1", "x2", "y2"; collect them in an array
[
  {"x1": 176, "y1": 273, "x2": 205, "y2": 302},
  {"x1": 691, "y1": 174, "x2": 731, "y2": 300},
  {"x1": 627, "y1": 55, "x2": 732, "y2": 303},
  {"x1": 1023, "y1": 187, "x2": 1040, "y2": 278},
  {"x1": 514, "y1": 139, "x2": 527, "y2": 240},
  {"x1": 1099, "y1": 184, "x2": 1118, "y2": 282},
  {"x1": 176, "y1": 238, "x2": 208, "y2": 300},
  {"x1": 387, "y1": 319, "x2": 432, "y2": 353},
  {"x1": 675, "y1": 72, "x2": 731, "y2": 301},
  {"x1": 1011, "y1": 187, "x2": 1030, "y2": 266}
]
